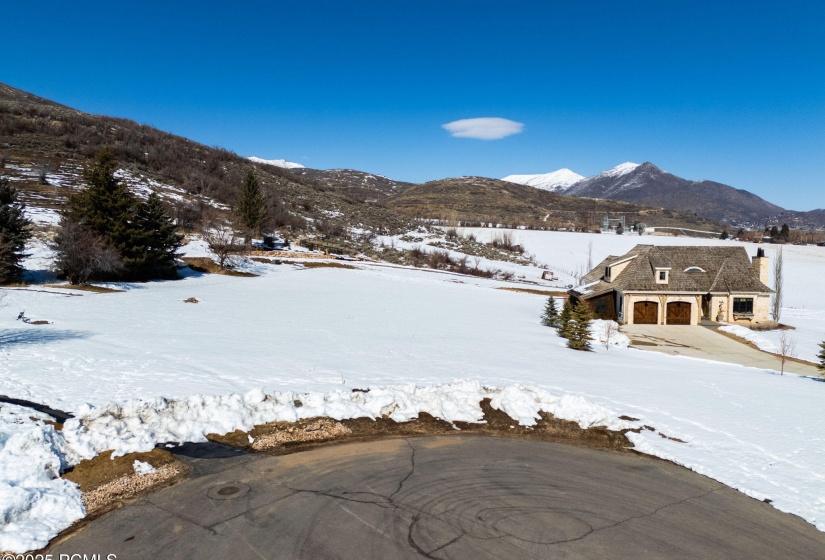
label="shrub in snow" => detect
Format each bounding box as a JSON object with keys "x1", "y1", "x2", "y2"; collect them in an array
[{"x1": 590, "y1": 320, "x2": 630, "y2": 350}]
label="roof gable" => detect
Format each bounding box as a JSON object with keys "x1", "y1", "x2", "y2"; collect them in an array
[{"x1": 572, "y1": 244, "x2": 772, "y2": 296}]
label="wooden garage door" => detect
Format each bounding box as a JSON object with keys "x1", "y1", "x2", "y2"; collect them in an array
[
  {"x1": 633, "y1": 301, "x2": 658, "y2": 324},
  {"x1": 666, "y1": 302, "x2": 691, "y2": 325}
]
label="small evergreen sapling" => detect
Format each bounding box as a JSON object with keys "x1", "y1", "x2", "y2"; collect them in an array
[
  {"x1": 567, "y1": 300, "x2": 593, "y2": 351},
  {"x1": 541, "y1": 296, "x2": 559, "y2": 327},
  {"x1": 558, "y1": 300, "x2": 573, "y2": 338},
  {"x1": 818, "y1": 341, "x2": 825, "y2": 375}
]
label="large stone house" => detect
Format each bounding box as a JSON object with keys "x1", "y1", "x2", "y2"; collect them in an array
[{"x1": 568, "y1": 245, "x2": 773, "y2": 326}]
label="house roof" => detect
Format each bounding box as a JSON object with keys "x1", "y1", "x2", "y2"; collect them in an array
[{"x1": 573, "y1": 245, "x2": 772, "y2": 297}]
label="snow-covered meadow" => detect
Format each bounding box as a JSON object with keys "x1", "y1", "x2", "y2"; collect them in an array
[{"x1": 2, "y1": 230, "x2": 825, "y2": 551}]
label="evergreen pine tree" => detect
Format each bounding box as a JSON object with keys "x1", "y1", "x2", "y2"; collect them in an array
[
  {"x1": 558, "y1": 300, "x2": 574, "y2": 339},
  {"x1": 818, "y1": 341, "x2": 825, "y2": 374},
  {"x1": 237, "y1": 172, "x2": 268, "y2": 242},
  {"x1": 0, "y1": 177, "x2": 33, "y2": 284},
  {"x1": 779, "y1": 223, "x2": 790, "y2": 242},
  {"x1": 567, "y1": 300, "x2": 593, "y2": 350},
  {"x1": 720, "y1": 230, "x2": 729, "y2": 240},
  {"x1": 541, "y1": 296, "x2": 559, "y2": 327},
  {"x1": 65, "y1": 148, "x2": 135, "y2": 238},
  {"x1": 60, "y1": 148, "x2": 181, "y2": 281},
  {"x1": 130, "y1": 193, "x2": 183, "y2": 279}
]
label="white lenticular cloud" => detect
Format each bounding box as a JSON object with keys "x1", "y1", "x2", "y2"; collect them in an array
[{"x1": 442, "y1": 117, "x2": 524, "y2": 140}]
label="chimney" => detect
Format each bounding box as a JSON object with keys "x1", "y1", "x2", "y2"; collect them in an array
[{"x1": 752, "y1": 248, "x2": 769, "y2": 286}]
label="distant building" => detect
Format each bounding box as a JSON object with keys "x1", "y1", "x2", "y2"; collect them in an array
[{"x1": 568, "y1": 245, "x2": 773, "y2": 326}]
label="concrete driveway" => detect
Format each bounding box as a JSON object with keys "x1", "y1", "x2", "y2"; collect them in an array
[
  {"x1": 51, "y1": 437, "x2": 825, "y2": 559},
  {"x1": 621, "y1": 325, "x2": 820, "y2": 376}
]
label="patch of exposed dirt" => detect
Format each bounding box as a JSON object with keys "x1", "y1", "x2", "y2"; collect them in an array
[
  {"x1": 63, "y1": 448, "x2": 182, "y2": 494},
  {"x1": 45, "y1": 450, "x2": 190, "y2": 553},
  {"x1": 181, "y1": 256, "x2": 258, "y2": 277},
  {"x1": 42, "y1": 283, "x2": 125, "y2": 293},
  {"x1": 495, "y1": 287, "x2": 568, "y2": 297},
  {"x1": 208, "y1": 398, "x2": 633, "y2": 455},
  {"x1": 286, "y1": 260, "x2": 358, "y2": 269}
]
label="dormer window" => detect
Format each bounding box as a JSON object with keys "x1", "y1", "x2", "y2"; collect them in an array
[
  {"x1": 655, "y1": 267, "x2": 671, "y2": 284},
  {"x1": 684, "y1": 266, "x2": 705, "y2": 273},
  {"x1": 659, "y1": 271, "x2": 667, "y2": 281},
  {"x1": 605, "y1": 266, "x2": 611, "y2": 280}
]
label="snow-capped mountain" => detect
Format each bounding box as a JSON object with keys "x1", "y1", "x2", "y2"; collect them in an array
[
  {"x1": 500, "y1": 168, "x2": 584, "y2": 192},
  {"x1": 565, "y1": 162, "x2": 644, "y2": 198},
  {"x1": 247, "y1": 156, "x2": 305, "y2": 169},
  {"x1": 565, "y1": 162, "x2": 785, "y2": 225}
]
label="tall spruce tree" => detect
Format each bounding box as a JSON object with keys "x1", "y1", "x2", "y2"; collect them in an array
[
  {"x1": 66, "y1": 148, "x2": 135, "y2": 239},
  {"x1": 567, "y1": 300, "x2": 593, "y2": 350},
  {"x1": 130, "y1": 193, "x2": 183, "y2": 279},
  {"x1": 237, "y1": 172, "x2": 268, "y2": 242},
  {"x1": 558, "y1": 300, "x2": 574, "y2": 339},
  {"x1": 0, "y1": 177, "x2": 33, "y2": 284},
  {"x1": 61, "y1": 148, "x2": 180, "y2": 281},
  {"x1": 818, "y1": 341, "x2": 825, "y2": 374},
  {"x1": 541, "y1": 296, "x2": 560, "y2": 327}
]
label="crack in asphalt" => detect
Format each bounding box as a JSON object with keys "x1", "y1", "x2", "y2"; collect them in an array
[
  {"x1": 252, "y1": 440, "x2": 727, "y2": 558},
  {"x1": 536, "y1": 485, "x2": 726, "y2": 547},
  {"x1": 390, "y1": 437, "x2": 417, "y2": 502}
]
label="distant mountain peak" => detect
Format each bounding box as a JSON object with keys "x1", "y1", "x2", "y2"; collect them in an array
[
  {"x1": 247, "y1": 156, "x2": 305, "y2": 169},
  {"x1": 501, "y1": 168, "x2": 584, "y2": 192},
  {"x1": 600, "y1": 162, "x2": 641, "y2": 177}
]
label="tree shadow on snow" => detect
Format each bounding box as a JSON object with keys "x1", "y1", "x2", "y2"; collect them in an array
[{"x1": 0, "y1": 328, "x2": 91, "y2": 348}]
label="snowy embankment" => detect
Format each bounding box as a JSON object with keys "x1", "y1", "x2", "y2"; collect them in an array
[
  {"x1": 0, "y1": 405, "x2": 84, "y2": 553},
  {"x1": 2, "y1": 382, "x2": 623, "y2": 552},
  {"x1": 63, "y1": 382, "x2": 625, "y2": 460},
  {"x1": 719, "y1": 324, "x2": 780, "y2": 353}
]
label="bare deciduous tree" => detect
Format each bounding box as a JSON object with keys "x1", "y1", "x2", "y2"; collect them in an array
[
  {"x1": 52, "y1": 219, "x2": 123, "y2": 285},
  {"x1": 587, "y1": 239, "x2": 593, "y2": 271},
  {"x1": 772, "y1": 247, "x2": 783, "y2": 322},
  {"x1": 202, "y1": 221, "x2": 244, "y2": 269},
  {"x1": 603, "y1": 321, "x2": 617, "y2": 350},
  {"x1": 776, "y1": 331, "x2": 796, "y2": 375},
  {"x1": 34, "y1": 160, "x2": 54, "y2": 185}
]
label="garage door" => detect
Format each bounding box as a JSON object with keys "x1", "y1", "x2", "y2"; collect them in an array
[
  {"x1": 633, "y1": 301, "x2": 658, "y2": 324},
  {"x1": 666, "y1": 302, "x2": 691, "y2": 325}
]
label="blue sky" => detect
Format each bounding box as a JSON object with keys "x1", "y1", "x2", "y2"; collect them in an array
[{"x1": 2, "y1": 1, "x2": 823, "y2": 210}]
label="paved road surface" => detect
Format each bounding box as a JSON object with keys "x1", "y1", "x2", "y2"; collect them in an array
[
  {"x1": 53, "y1": 437, "x2": 825, "y2": 559},
  {"x1": 622, "y1": 324, "x2": 820, "y2": 376}
]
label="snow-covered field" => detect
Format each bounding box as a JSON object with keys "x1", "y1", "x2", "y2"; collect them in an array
[{"x1": 2, "y1": 231, "x2": 825, "y2": 551}]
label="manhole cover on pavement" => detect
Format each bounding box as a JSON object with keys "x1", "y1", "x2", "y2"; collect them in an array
[{"x1": 207, "y1": 482, "x2": 251, "y2": 500}]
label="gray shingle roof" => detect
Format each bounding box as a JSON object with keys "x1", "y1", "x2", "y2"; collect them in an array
[{"x1": 574, "y1": 245, "x2": 772, "y2": 296}]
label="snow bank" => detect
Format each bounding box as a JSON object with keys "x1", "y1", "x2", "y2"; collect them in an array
[
  {"x1": 61, "y1": 381, "x2": 628, "y2": 460},
  {"x1": 0, "y1": 404, "x2": 84, "y2": 553},
  {"x1": 589, "y1": 320, "x2": 630, "y2": 349},
  {"x1": 1, "y1": 382, "x2": 627, "y2": 552},
  {"x1": 719, "y1": 324, "x2": 779, "y2": 353}
]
